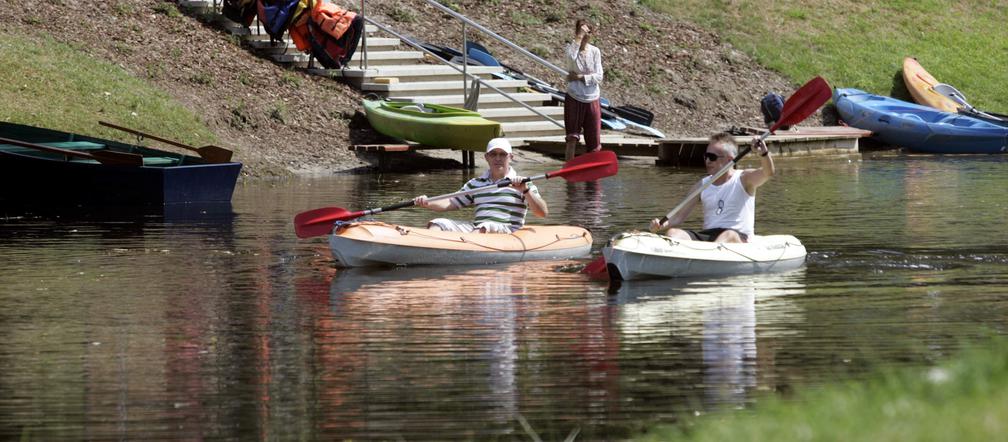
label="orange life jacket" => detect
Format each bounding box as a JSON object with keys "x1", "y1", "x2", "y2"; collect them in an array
[{"x1": 290, "y1": 0, "x2": 357, "y2": 52}]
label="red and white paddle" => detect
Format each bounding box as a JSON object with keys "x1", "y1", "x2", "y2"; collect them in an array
[{"x1": 294, "y1": 149, "x2": 619, "y2": 239}]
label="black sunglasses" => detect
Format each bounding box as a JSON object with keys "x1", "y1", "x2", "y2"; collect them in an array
[{"x1": 704, "y1": 152, "x2": 721, "y2": 162}]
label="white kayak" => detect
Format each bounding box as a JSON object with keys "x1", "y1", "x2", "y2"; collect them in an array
[
  {"x1": 329, "y1": 221, "x2": 592, "y2": 267},
  {"x1": 601, "y1": 231, "x2": 807, "y2": 280}
]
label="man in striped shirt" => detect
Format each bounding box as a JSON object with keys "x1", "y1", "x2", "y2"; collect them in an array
[{"x1": 413, "y1": 138, "x2": 549, "y2": 233}]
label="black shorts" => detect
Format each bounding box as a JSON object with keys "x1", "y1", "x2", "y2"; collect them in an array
[{"x1": 685, "y1": 228, "x2": 748, "y2": 242}]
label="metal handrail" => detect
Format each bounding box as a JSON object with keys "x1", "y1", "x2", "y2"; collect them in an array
[
  {"x1": 418, "y1": 0, "x2": 567, "y2": 76},
  {"x1": 361, "y1": 17, "x2": 564, "y2": 130}
]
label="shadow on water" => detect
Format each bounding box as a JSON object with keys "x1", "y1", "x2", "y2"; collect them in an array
[{"x1": 0, "y1": 202, "x2": 237, "y2": 240}]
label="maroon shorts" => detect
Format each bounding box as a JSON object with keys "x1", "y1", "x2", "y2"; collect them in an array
[{"x1": 564, "y1": 94, "x2": 602, "y2": 152}]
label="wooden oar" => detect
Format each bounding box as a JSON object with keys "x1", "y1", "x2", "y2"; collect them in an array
[
  {"x1": 99, "y1": 121, "x2": 234, "y2": 163},
  {"x1": 581, "y1": 76, "x2": 833, "y2": 279},
  {"x1": 0, "y1": 136, "x2": 144, "y2": 166},
  {"x1": 294, "y1": 149, "x2": 619, "y2": 239}
]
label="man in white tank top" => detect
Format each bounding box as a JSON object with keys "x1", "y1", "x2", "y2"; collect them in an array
[{"x1": 649, "y1": 132, "x2": 774, "y2": 243}]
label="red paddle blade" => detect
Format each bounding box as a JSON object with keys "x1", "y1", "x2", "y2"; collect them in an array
[
  {"x1": 770, "y1": 76, "x2": 832, "y2": 133},
  {"x1": 580, "y1": 255, "x2": 609, "y2": 279},
  {"x1": 551, "y1": 150, "x2": 618, "y2": 182},
  {"x1": 294, "y1": 207, "x2": 364, "y2": 238}
]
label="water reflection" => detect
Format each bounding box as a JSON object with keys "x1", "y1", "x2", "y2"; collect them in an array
[
  {"x1": 564, "y1": 180, "x2": 611, "y2": 235},
  {"x1": 609, "y1": 270, "x2": 806, "y2": 409},
  {"x1": 317, "y1": 263, "x2": 618, "y2": 439},
  {"x1": 4, "y1": 155, "x2": 1008, "y2": 439}
]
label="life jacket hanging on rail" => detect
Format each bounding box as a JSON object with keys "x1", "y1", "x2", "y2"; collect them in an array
[{"x1": 288, "y1": 0, "x2": 363, "y2": 69}]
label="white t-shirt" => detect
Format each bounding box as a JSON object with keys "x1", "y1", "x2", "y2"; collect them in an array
[
  {"x1": 700, "y1": 172, "x2": 755, "y2": 236},
  {"x1": 564, "y1": 42, "x2": 603, "y2": 103}
]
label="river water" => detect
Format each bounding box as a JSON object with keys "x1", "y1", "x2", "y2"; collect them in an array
[{"x1": 2, "y1": 152, "x2": 1007, "y2": 440}]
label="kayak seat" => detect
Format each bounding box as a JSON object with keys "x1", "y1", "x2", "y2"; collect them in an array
[{"x1": 401, "y1": 104, "x2": 433, "y2": 113}]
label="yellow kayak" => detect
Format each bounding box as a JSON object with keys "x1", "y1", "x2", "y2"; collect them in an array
[
  {"x1": 328, "y1": 221, "x2": 592, "y2": 267},
  {"x1": 902, "y1": 57, "x2": 960, "y2": 113}
]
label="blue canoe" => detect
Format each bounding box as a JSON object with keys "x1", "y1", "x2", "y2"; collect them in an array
[{"x1": 833, "y1": 88, "x2": 1008, "y2": 154}]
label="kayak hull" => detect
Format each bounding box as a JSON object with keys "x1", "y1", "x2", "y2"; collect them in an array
[
  {"x1": 328, "y1": 221, "x2": 592, "y2": 267},
  {"x1": 363, "y1": 99, "x2": 503, "y2": 151},
  {"x1": 902, "y1": 57, "x2": 960, "y2": 113},
  {"x1": 601, "y1": 232, "x2": 807, "y2": 281},
  {"x1": 833, "y1": 88, "x2": 1008, "y2": 154}
]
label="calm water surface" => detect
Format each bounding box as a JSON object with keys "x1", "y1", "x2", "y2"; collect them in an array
[{"x1": 2, "y1": 152, "x2": 1007, "y2": 440}]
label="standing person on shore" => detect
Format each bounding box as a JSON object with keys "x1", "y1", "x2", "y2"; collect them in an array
[
  {"x1": 649, "y1": 132, "x2": 774, "y2": 243},
  {"x1": 564, "y1": 18, "x2": 604, "y2": 161}
]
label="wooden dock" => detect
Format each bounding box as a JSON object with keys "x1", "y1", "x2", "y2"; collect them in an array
[
  {"x1": 349, "y1": 143, "x2": 479, "y2": 169},
  {"x1": 514, "y1": 126, "x2": 872, "y2": 167},
  {"x1": 352, "y1": 126, "x2": 872, "y2": 170},
  {"x1": 517, "y1": 135, "x2": 660, "y2": 157}
]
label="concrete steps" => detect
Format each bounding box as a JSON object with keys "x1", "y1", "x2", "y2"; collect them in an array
[
  {"x1": 271, "y1": 50, "x2": 424, "y2": 67},
  {"x1": 361, "y1": 79, "x2": 529, "y2": 96},
  {"x1": 313, "y1": 65, "x2": 505, "y2": 86},
  {"x1": 387, "y1": 92, "x2": 553, "y2": 109},
  {"x1": 178, "y1": 0, "x2": 567, "y2": 142}
]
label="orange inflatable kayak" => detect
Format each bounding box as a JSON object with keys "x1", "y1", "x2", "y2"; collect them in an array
[{"x1": 328, "y1": 221, "x2": 592, "y2": 267}]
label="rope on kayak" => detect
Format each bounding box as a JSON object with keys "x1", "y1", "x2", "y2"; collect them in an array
[
  {"x1": 718, "y1": 243, "x2": 759, "y2": 262},
  {"x1": 719, "y1": 240, "x2": 798, "y2": 263},
  {"x1": 402, "y1": 228, "x2": 588, "y2": 252}
]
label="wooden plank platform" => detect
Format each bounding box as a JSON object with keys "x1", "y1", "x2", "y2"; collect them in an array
[
  {"x1": 349, "y1": 143, "x2": 478, "y2": 170},
  {"x1": 516, "y1": 135, "x2": 659, "y2": 157},
  {"x1": 657, "y1": 126, "x2": 870, "y2": 167}
]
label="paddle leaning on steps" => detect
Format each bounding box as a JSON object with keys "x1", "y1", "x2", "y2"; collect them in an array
[
  {"x1": 294, "y1": 150, "x2": 619, "y2": 239},
  {"x1": 581, "y1": 75, "x2": 833, "y2": 279}
]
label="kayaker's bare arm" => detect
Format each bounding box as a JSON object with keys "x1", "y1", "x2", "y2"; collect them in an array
[
  {"x1": 413, "y1": 195, "x2": 454, "y2": 212},
  {"x1": 650, "y1": 181, "x2": 702, "y2": 233},
  {"x1": 513, "y1": 178, "x2": 548, "y2": 218},
  {"x1": 742, "y1": 137, "x2": 774, "y2": 194}
]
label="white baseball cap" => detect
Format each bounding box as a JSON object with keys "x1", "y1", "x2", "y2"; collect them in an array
[{"x1": 486, "y1": 138, "x2": 512, "y2": 155}]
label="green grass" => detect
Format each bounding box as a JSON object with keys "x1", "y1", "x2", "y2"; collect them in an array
[
  {"x1": 635, "y1": 339, "x2": 1008, "y2": 441},
  {"x1": 0, "y1": 32, "x2": 216, "y2": 147},
  {"x1": 643, "y1": 0, "x2": 1008, "y2": 112}
]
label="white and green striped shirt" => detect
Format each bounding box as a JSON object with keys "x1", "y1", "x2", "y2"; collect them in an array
[{"x1": 450, "y1": 167, "x2": 539, "y2": 230}]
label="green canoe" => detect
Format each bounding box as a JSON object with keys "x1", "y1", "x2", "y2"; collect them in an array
[{"x1": 362, "y1": 99, "x2": 503, "y2": 151}]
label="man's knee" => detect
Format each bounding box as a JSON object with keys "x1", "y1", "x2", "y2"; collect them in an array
[{"x1": 716, "y1": 230, "x2": 744, "y2": 243}]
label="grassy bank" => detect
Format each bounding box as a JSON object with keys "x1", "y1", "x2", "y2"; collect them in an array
[
  {"x1": 635, "y1": 339, "x2": 1008, "y2": 441},
  {"x1": 644, "y1": 0, "x2": 1008, "y2": 112},
  {"x1": 0, "y1": 32, "x2": 215, "y2": 145}
]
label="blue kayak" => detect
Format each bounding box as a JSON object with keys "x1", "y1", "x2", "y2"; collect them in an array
[{"x1": 833, "y1": 88, "x2": 1008, "y2": 154}]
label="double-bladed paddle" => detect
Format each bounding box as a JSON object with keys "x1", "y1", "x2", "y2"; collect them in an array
[
  {"x1": 294, "y1": 149, "x2": 619, "y2": 239},
  {"x1": 99, "y1": 121, "x2": 234, "y2": 163},
  {"x1": 931, "y1": 84, "x2": 1008, "y2": 124},
  {"x1": 0, "y1": 136, "x2": 144, "y2": 166},
  {"x1": 582, "y1": 76, "x2": 833, "y2": 279}
]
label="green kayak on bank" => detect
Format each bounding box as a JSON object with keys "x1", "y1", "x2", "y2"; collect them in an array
[{"x1": 362, "y1": 99, "x2": 503, "y2": 151}]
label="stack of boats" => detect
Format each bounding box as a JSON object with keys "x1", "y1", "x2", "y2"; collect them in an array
[{"x1": 834, "y1": 57, "x2": 1008, "y2": 154}]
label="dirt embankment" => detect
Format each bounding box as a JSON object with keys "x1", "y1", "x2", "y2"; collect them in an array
[{"x1": 2, "y1": 0, "x2": 821, "y2": 177}]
